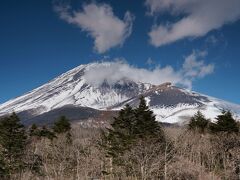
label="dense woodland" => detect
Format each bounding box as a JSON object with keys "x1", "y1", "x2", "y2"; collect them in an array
[{"x1": 0, "y1": 97, "x2": 240, "y2": 180}]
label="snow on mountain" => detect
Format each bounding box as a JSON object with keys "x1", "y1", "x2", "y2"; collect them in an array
[
  {"x1": 0, "y1": 62, "x2": 239, "y2": 124},
  {"x1": 0, "y1": 63, "x2": 151, "y2": 116},
  {"x1": 112, "y1": 83, "x2": 240, "y2": 123}
]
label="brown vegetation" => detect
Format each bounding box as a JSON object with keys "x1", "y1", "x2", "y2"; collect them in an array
[
  {"x1": 1, "y1": 110, "x2": 239, "y2": 179},
  {"x1": 10, "y1": 125, "x2": 237, "y2": 180}
]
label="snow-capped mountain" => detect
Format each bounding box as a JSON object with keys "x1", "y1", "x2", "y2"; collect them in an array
[
  {"x1": 111, "y1": 83, "x2": 240, "y2": 123},
  {"x1": 0, "y1": 62, "x2": 239, "y2": 125},
  {"x1": 0, "y1": 63, "x2": 151, "y2": 116}
]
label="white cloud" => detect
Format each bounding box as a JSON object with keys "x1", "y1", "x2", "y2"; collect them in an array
[
  {"x1": 146, "y1": 0, "x2": 240, "y2": 47},
  {"x1": 84, "y1": 51, "x2": 214, "y2": 89},
  {"x1": 85, "y1": 60, "x2": 182, "y2": 86},
  {"x1": 182, "y1": 50, "x2": 214, "y2": 80},
  {"x1": 55, "y1": 3, "x2": 134, "y2": 53}
]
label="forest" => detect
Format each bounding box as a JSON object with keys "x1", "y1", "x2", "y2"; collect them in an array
[{"x1": 0, "y1": 97, "x2": 239, "y2": 180}]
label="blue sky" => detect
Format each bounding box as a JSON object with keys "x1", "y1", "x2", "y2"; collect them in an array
[{"x1": 0, "y1": 0, "x2": 240, "y2": 104}]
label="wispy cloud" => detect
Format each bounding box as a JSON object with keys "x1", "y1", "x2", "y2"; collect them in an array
[
  {"x1": 205, "y1": 35, "x2": 219, "y2": 45},
  {"x1": 54, "y1": 2, "x2": 134, "y2": 53},
  {"x1": 182, "y1": 50, "x2": 214, "y2": 83},
  {"x1": 146, "y1": 0, "x2": 240, "y2": 47},
  {"x1": 84, "y1": 51, "x2": 214, "y2": 89},
  {"x1": 146, "y1": 57, "x2": 155, "y2": 65}
]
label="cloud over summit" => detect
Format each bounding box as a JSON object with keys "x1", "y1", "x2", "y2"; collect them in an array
[
  {"x1": 84, "y1": 51, "x2": 214, "y2": 89},
  {"x1": 55, "y1": 2, "x2": 134, "y2": 53}
]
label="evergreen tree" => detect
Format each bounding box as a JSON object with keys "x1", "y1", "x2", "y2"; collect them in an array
[
  {"x1": 29, "y1": 123, "x2": 56, "y2": 140},
  {"x1": 101, "y1": 96, "x2": 165, "y2": 167},
  {"x1": 29, "y1": 123, "x2": 39, "y2": 137},
  {"x1": 53, "y1": 116, "x2": 71, "y2": 134},
  {"x1": 210, "y1": 110, "x2": 239, "y2": 133},
  {"x1": 39, "y1": 126, "x2": 56, "y2": 140},
  {"x1": 52, "y1": 116, "x2": 72, "y2": 144},
  {"x1": 134, "y1": 96, "x2": 164, "y2": 140},
  {"x1": 0, "y1": 113, "x2": 27, "y2": 177},
  {"x1": 102, "y1": 104, "x2": 136, "y2": 160},
  {"x1": 188, "y1": 111, "x2": 209, "y2": 133}
]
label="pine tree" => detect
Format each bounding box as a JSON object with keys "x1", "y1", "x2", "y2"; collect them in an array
[
  {"x1": 134, "y1": 96, "x2": 164, "y2": 140},
  {"x1": 101, "y1": 96, "x2": 165, "y2": 167},
  {"x1": 53, "y1": 116, "x2": 71, "y2": 134},
  {"x1": 188, "y1": 111, "x2": 209, "y2": 133},
  {"x1": 29, "y1": 123, "x2": 56, "y2": 140},
  {"x1": 29, "y1": 123, "x2": 39, "y2": 137},
  {"x1": 210, "y1": 110, "x2": 239, "y2": 133},
  {"x1": 0, "y1": 113, "x2": 27, "y2": 177},
  {"x1": 39, "y1": 126, "x2": 56, "y2": 140},
  {"x1": 103, "y1": 104, "x2": 136, "y2": 159}
]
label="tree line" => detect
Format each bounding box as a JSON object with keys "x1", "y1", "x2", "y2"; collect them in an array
[
  {"x1": 100, "y1": 97, "x2": 240, "y2": 179},
  {"x1": 0, "y1": 113, "x2": 71, "y2": 179},
  {"x1": 0, "y1": 96, "x2": 239, "y2": 179}
]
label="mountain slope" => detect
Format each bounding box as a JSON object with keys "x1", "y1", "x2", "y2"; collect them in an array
[
  {"x1": 0, "y1": 62, "x2": 239, "y2": 124},
  {"x1": 112, "y1": 83, "x2": 240, "y2": 123},
  {"x1": 0, "y1": 63, "x2": 151, "y2": 116}
]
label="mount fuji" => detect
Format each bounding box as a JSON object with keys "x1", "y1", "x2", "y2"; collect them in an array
[{"x1": 0, "y1": 62, "x2": 239, "y2": 125}]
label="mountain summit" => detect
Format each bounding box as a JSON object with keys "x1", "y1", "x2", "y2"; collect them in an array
[{"x1": 0, "y1": 62, "x2": 239, "y2": 124}]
